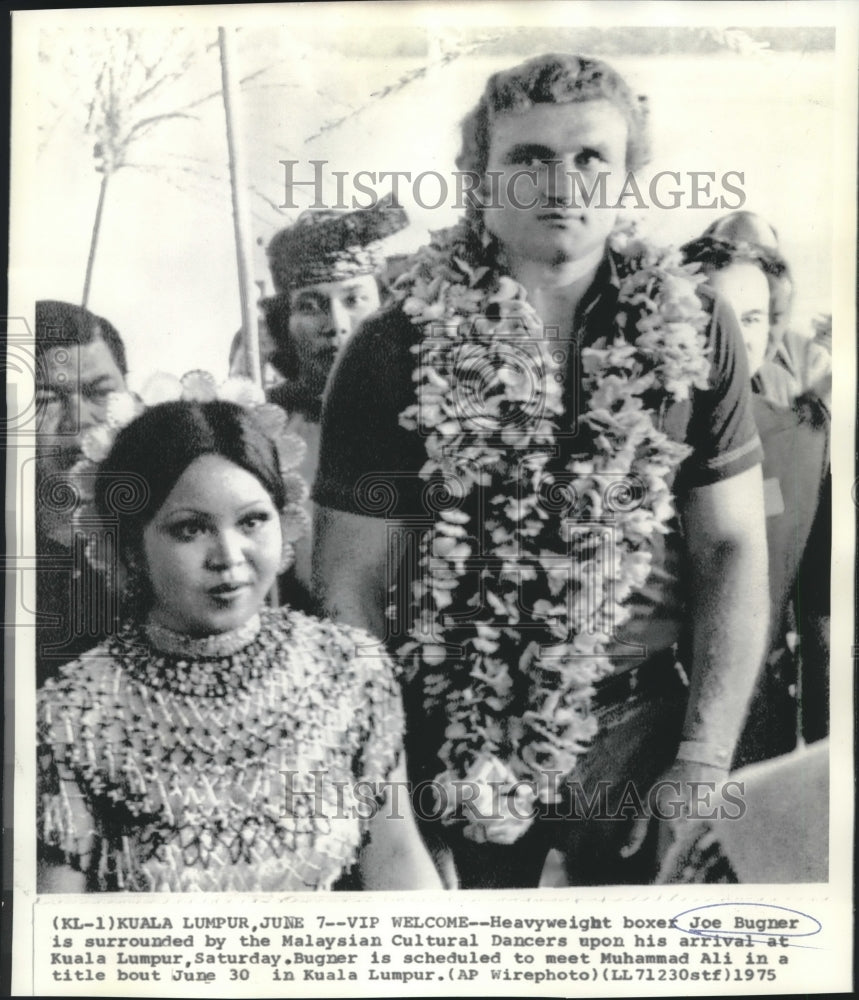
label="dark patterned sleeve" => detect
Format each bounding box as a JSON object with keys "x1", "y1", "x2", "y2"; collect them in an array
[
  {"x1": 674, "y1": 287, "x2": 764, "y2": 492},
  {"x1": 37, "y1": 677, "x2": 94, "y2": 868},
  {"x1": 313, "y1": 307, "x2": 426, "y2": 518},
  {"x1": 350, "y1": 634, "x2": 406, "y2": 790}
]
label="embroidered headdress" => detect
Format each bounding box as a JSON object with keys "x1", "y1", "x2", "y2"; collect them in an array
[{"x1": 266, "y1": 195, "x2": 409, "y2": 291}]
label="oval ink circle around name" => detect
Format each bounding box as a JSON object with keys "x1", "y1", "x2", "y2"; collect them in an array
[{"x1": 671, "y1": 902, "x2": 821, "y2": 943}]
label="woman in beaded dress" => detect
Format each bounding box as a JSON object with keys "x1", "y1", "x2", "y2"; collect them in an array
[{"x1": 37, "y1": 383, "x2": 441, "y2": 893}]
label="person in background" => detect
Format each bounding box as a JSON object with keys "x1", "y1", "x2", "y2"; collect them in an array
[
  {"x1": 35, "y1": 300, "x2": 127, "y2": 685},
  {"x1": 230, "y1": 199, "x2": 408, "y2": 611},
  {"x1": 681, "y1": 234, "x2": 830, "y2": 763},
  {"x1": 37, "y1": 380, "x2": 441, "y2": 893},
  {"x1": 704, "y1": 211, "x2": 832, "y2": 412}
]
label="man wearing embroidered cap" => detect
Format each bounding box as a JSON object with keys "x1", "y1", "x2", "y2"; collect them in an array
[
  {"x1": 230, "y1": 199, "x2": 408, "y2": 610},
  {"x1": 230, "y1": 196, "x2": 408, "y2": 400},
  {"x1": 314, "y1": 54, "x2": 769, "y2": 888}
]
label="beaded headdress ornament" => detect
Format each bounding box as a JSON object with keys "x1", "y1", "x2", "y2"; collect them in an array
[{"x1": 68, "y1": 370, "x2": 310, "y2": 576}]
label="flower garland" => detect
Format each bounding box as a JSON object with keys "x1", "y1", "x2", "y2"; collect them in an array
[{"x1": 392, "y1": 221, "x2": 711, "y2": 844}]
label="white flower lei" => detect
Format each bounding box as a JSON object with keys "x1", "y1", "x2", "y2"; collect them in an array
[{"x1": 391, "y1": 221, "x2": 712, "y2": 845}]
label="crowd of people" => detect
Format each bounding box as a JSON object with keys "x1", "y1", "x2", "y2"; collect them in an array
[{"x1": 34, "y1": 52, "x2": 831, "y2": 893}]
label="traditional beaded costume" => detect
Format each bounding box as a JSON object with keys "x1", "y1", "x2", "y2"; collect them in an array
[{"x1": 38, "y1": 606, "x2": 402, "y2": 892}]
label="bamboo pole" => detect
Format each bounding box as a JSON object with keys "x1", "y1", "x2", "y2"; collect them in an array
[
  {"x1": 219, "y1": 28, "x2": 279, "y2": 608},
  {"x1": 82, "y1": 173, "x2": 110, "y2": 309},
  {"x1": 218, "y1": 27, "x2": 262, "y2": 387}
]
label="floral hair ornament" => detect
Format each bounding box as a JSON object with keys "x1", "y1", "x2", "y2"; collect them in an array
[{"x1": 68, "y1": 371, "x2": 310, "y2": 575}]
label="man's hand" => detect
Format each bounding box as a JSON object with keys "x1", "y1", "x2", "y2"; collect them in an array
[{"x1": 621, "y1": 759, "x2": 731, "y2": 878}]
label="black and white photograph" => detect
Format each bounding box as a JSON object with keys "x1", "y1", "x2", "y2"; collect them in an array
[{"x1": 6, "y1": 1, "x2": 855, "y2": 996}]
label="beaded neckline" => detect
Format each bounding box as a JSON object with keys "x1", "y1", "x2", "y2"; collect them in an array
[
  {"x1": 39, "y1": 604, "x2": 404, "y2": 892},
  {"x1": 112, "y1": 612, "x2": 279, "y2": 699},
  {"x1": 143, "y1": 614, "x2": 262, "y2": 657}
]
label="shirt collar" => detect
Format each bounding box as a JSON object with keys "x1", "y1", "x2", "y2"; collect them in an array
[{"x1": 574, "y1": 246, "x2": 622, "y2": 345}]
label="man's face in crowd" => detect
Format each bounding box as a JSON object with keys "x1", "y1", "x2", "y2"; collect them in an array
[
  {"x1": 481, "y1": 99, "x2": 629, "y2": 268},
  {"x1": 709, "y1": 262, "x2": 771, "y2": 376},
  {"x1": 766, "y1": 274, "x2": 793, "y2": 358},
  {"x1": 36, "y1": 337, "x2": 125, "y2": 476},
  {"x1": 288, "y1": 273, "x2": 380, "y2": 389}
]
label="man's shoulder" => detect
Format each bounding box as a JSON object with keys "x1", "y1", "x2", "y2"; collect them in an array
[
  {"x1": 693, "y1": 281, "x2": 745, "y2": 365},
  {"x1": 327, "y1": 303, "x2": 420, "y2": 400},
  {"x1": 316, "y1": 301, "x2": 429, "y2": 514},
  {"x1": 753, "y1": 389, "x2": 830, "y2": 454},
  {"x1": 666, "y1": 270, "x2": 763, "y2": 489},
  {"x1": 778, "y1": 328, "x2": 832, "y2": 405},
  {"x1": 346, "y1": 303, "x2": 419, "y2": 357},
  {"x1": 605, "y1": 246, "x2": 725, "y2": 335},
  {"x1": 691, "y1": 280, "x2": 733, "y2": 339}
]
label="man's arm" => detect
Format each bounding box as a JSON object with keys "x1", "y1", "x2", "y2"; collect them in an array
[
  {"x1": 624, "y1": 464, "x2": 769, "y2": 867},
  {"x1": 357, "y1": 756, "x2": 443, "y2": 890},
  {"x1": 677, "y1": 463, "x2": 770, "y2": 755},
  {"x1": 311, "y1": 307, "x2": 421, "y2": 637},
  {"x1": 314, "y1": 505, "x2": 461, "y2": 889},
  {"x1": 313, "y1": 505, "x2": 395, "y2": 638}
]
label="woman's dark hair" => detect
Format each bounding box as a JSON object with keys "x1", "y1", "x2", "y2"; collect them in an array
[{"x1": 94, "y1": 400, "x2": 286, "y2": 560}]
